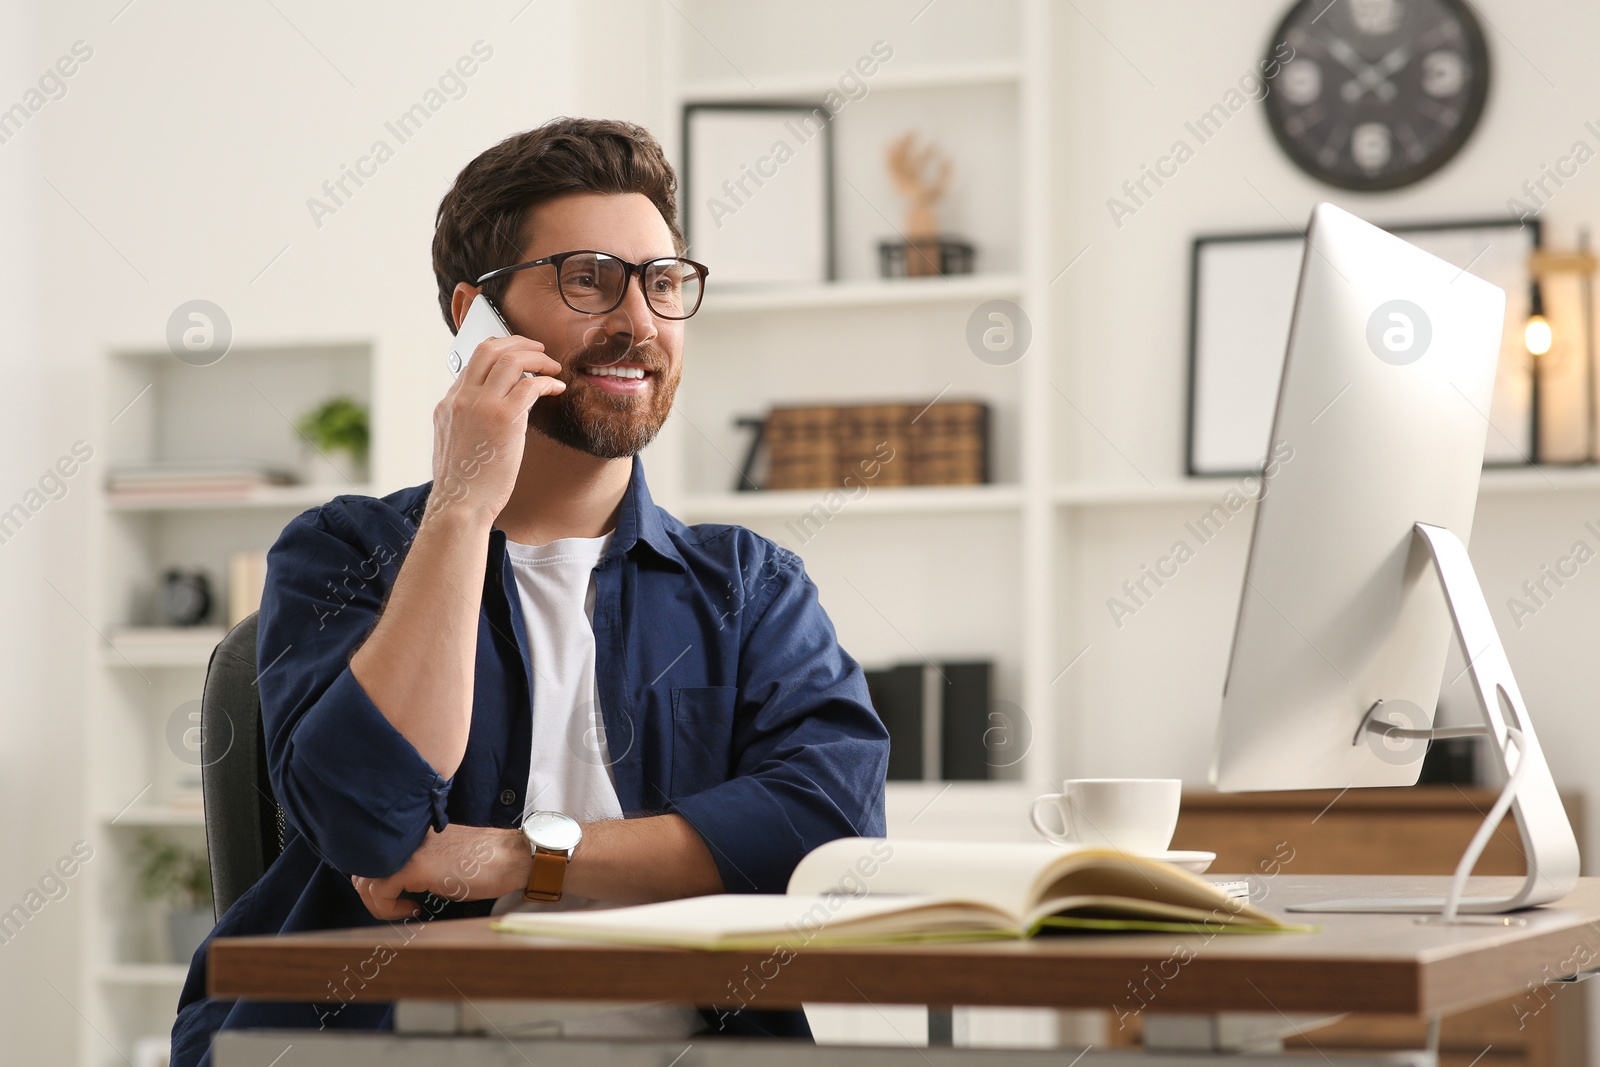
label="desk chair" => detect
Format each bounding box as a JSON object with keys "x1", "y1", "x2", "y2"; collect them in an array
[{"x1": 199, "y1": 612, "x2": 286, "y2": 922}]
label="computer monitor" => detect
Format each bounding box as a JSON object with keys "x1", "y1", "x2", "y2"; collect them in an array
[{"x1": 1209, "y1": 203, "x2": 1579, "y2": 914}]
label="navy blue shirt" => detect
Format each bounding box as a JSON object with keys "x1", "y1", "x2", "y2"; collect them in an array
[{"x1": 171, "y1": 457, "x2": 888, "y2": 1064}]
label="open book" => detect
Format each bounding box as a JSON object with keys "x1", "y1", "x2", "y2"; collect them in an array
[{"x1": 490, "y1": 838, "x2": 1307, "y2": 949}]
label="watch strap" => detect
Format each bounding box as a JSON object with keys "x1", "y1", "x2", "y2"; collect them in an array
[{"x1": 523, "y1": 846, "x2": 570, "y2": 903}]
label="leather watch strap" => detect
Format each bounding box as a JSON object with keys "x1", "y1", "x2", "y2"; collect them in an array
[{"x1": 523, "y1": 847, "x2": 570, "y2": 903}]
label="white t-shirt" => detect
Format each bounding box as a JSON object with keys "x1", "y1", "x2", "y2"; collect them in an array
[
  {"x1": 489, "y1": 530, "x2": 701, "y2": 1038},
  {"x1": 506, "y1": 531, "x2": 623, "y2": 828}
]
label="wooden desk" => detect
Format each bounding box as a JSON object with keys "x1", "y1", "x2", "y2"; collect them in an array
[
  {"x1": 1168, "y1": 790, "x2": 1589, "y2": 1067},
  {"x1": 1170, "y1": 787, "x2": 1583, "y2": 878},
  {"x1": 209, "y1": 876, "x2": 1600, "y2": 1018}
]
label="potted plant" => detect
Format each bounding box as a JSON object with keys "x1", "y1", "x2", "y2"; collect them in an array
[
  {"x1": 295, "y1": 395, "x2": 370, "y2": 485},
  {"x1": 133, "y1": 833, "x2": 214, "y2": 964}
]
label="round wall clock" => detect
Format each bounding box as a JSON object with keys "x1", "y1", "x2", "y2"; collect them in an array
[{"x1": 1263, "y1": 0, "x2": 1490, "y2": 191}]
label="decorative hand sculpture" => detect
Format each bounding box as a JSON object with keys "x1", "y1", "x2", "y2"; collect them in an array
[{"x1": 887, "y1": 132, "x2": 951, "y2": 240}]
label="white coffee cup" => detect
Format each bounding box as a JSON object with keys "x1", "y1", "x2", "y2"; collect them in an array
[{"x1": 1029, "y1": 778, "x2": 1182, "y2": 853}]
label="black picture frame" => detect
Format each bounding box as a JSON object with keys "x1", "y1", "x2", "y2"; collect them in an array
[
  {"x1": 680, "y1": 101, "x2": 836, "y2": 285},
  {"x1": 1186, "y1": 216, "x2": 1541, "y2": 477}
]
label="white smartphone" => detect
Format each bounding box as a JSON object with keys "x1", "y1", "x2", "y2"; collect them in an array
[{"x1": 445, "y1": 293, "x2": 510, "y2": 378}]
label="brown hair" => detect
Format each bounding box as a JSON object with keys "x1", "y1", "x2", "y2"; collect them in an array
[{"x1": 431, "y1": 117, "x2": 686, "y2": 330}]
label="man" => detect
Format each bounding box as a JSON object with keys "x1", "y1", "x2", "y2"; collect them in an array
[{"x1": 171, "y1": 117, "x2": 888, "y2": 1065}]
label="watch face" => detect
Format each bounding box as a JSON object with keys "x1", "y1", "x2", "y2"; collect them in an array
[
  {"x1": 522, "y1": 810, "x2": 582, "y2": 852},
  {"x1": 1264, "y1": 0, "x2": 1489, "y2": 191}
]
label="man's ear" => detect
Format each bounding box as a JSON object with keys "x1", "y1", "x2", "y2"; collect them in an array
[{"x1": 450, "y1": 281, "x2": 482, "y2": 333}]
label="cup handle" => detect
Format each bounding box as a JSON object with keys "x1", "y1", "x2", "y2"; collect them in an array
[{"x1": 1030, "y1": 793, "x2": 1073, "y2": 844}]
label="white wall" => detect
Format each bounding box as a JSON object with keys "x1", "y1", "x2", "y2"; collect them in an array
[
  {"x1": 0, "y1": 1, "x2": 666, "y2": 1061},
  {"x1": 0, "y1": 0, "x2": 88, "y2": 1059}
]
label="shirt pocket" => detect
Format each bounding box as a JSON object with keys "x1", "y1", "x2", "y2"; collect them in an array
[{"x1": 669, "y1": 686, "x2": 737, "y2": 798}]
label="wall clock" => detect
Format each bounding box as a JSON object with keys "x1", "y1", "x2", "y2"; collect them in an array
[{"x1": 1263, "y1": 0, "x2": 1490, "y2": 191}]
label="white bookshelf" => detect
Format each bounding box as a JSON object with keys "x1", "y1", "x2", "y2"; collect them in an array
[
  {"x1": 679, "y1": 483, "x2": 1025, "y2": 521},
  {"x1": 83, "y1": 341, "x2": 372, "y2": 1067},
  {"x1": 695, "y1": 273, "x2": 1022, "y2": 314},
  {"x1": 103, "y1": 807, "x2": 207, "y2": 829},
  {"x1": 96, "y1": 964, "x2": 191, "y2": 988},
  {"x1": 105, "y1": 483, "x2": 375, "y2": 513},
  {"x1": 660, "y1": 0, "x2": 1055, "y2": 810},
  {"x1": 103, "y1": 627, "x2": 228, "y2": 668},
  {"x1": 1047, "y1": 467, "x2": 1600, "y2": 509},
  {"x1": 679, "y1": 58, "x2": 1024, "y2": 102}
]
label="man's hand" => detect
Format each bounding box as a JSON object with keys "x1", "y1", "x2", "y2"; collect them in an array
[
  {"x1": 350, "y1": 334, "x2": 564, "y2": 782},
  {"x1": 351, "y1": 815, "x2": 724, "y2": 920},
  {"x1": 350, "y1": 824, "x2": 531, "y2": 921},
  {"x1": 430, "y1": 334, "x2": 565, "y2": 526}
]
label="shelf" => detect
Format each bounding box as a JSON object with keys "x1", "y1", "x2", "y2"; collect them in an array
[
  {"x1": 1054, "y1": 481, "x2": 1232, "y2": 507},
  {"x1": 680, "y1": 59, "x2": 1022, "y2": 102},
  {"x1": 103, "y1": 806, "x2": 205, "y2": 828},
  {"x1": 1053, "y1": 466, "x2": 1600, "y2": 509},
  {"x1": 679, "y1": 483, "x2": 1024, "y2": 520},
  {"x1": 105, "y1": 483, "x2": 372, "y2": 513},
  {"x1": 697, "y1": 273, "x2": 1022, "y2": 315},
  {"x1": 1478, "y1": 465, "x2": 1600, "y2": 494},
  {"x1": 105, "y1": 627, "x2": 226, "y2": 667},
  {"x1": 96, "y1": 963, "x2": 189, "y2": 986}
]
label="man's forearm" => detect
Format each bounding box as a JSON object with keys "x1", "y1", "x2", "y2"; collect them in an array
[
  {"x1": 349, "y1": 504, "x2": 491, "y2": 779},
  {"x1": 564, "y1": 814, "x2": 724, "y2": 902}
]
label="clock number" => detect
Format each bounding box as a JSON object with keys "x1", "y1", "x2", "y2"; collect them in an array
[
  {"x1": 1352, "y1": 123, "x2": 1393, "y2": 172},
  {"x1": 1282, "y1": 59, "x2": 1322, "y2": 105},
  {"x1": 1350, "y1": 0, "x2": 1401, "y2": 35},
  {"x1": 1422, "y1": 51, "x2": 1465, "y2": 96}
]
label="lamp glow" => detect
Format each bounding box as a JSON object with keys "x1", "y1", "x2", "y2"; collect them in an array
[{"x1": 1525, "y1": 315, "x2": 1553, "y2": 356}]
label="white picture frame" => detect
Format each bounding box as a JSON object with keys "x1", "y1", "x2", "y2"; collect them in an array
[{"x1": 682, "y1": 103, "x2": 835, "y2": 287}]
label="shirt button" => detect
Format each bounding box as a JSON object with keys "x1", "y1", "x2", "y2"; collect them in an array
[{"x1": 499, "y1": 789, "x2": 517, "y2": 807}]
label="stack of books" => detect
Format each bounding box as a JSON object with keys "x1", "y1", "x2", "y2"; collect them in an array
[
  {"x1": 106, "y1": 462, "x2": 295, "y2": 503},
  {"x1": 759, "y1": 400, "x2": 988, "y2": 490},
  {"x1": 864, "y1": 660, "x2": 994, "y2": 781},
  {"x1": 908, "y1": 402, "x2": 988, "y2": 485}
]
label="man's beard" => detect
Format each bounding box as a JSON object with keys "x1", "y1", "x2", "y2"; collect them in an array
[{"x1": 527, "y1": 338, "x2": 679, "y2": 460}]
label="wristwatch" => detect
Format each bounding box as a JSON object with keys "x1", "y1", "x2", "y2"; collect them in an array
[{"x1": 520, "y1": 811, "x2": 583, "y2": 903}]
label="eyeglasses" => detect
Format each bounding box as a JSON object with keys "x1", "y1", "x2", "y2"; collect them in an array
[{"x1": 475, "y1": 249, "x2": 709, "y2": 320}]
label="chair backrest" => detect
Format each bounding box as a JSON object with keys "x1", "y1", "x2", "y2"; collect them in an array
[{"x1": 200, "y1": 612, "x2": 286, "y2": 921}]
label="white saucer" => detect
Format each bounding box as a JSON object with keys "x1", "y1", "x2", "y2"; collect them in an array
[
  {"x1": 1150, "y1": 849, "x2": 1216, "y2": 874},
  {"x1": 1040, "y1": 844, "x2": 1217, "y2": 874}
]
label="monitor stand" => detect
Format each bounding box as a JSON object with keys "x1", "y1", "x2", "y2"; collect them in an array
[{"x1": 1287, "y1": 522, "x2": 1581, "y2": 917}]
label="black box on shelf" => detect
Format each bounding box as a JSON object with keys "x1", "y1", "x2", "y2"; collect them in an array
[
  {"x1": 865, "y1": 664, "x2": 925, "y2": 781},
  {"x1": 864, "y1": 659, "x2": 995, "y2": 782},
  {"x1": 939, "y1": 661, "x2": 993, "y2": 781}
]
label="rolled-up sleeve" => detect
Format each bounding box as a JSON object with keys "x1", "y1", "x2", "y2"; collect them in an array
[
  {"x1": 669, "y1": 545, "x2": 889, "y2": 893},
  {"x1": 257, "y1": 504, "x2": 450, "y2": 878}
]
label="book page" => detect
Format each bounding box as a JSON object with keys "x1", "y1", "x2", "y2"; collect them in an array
[
  {"x1": 788, "y1": 838, "x2": 1096, "y2": 923},
  {"x1": 492, "y1": 893, "x2": 1019, "y2": 949},
  {"x1": 790, "y1": 839, "x2": 1287, "y2": 931},
  {"x1": 1026, "y1": 856, "x2": 1280, "y2": 927}
]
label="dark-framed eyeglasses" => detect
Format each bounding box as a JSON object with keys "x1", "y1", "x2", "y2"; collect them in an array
[{"x1": 475, "y1": 249, "x2": 709, "y2": 320}]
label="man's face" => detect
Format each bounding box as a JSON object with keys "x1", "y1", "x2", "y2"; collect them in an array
[{"x1": 490, "y1": 191, "x2": 686, "y2": 459}]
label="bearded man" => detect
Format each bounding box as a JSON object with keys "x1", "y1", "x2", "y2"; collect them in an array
[{"x1": 171, "y1": 117, "x2": 888, "y2": 1066}]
